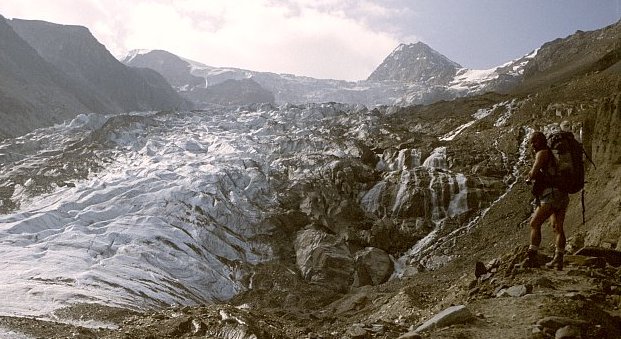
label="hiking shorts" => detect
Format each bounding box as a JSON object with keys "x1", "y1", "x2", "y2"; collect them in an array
[{"x1": 539, "y1": 188, "x2": 569, "y2": 211}]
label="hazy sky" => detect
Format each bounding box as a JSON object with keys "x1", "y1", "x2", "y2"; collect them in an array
[{"x1": 1, "y1": 0, "x2": 620, "y2": 81}]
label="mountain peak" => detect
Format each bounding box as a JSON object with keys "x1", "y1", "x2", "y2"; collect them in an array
[
  {"x1": 122, "y1": 49, "x2": 207, "y2": 90},
  {"x1": 397, "y1": 41, "x2": 431, "y2": 50},
  {"x1": 367, "y1": 42, "x2": 461, "y2": 84}
]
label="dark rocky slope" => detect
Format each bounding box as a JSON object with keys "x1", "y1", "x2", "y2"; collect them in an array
[
  {"x1": 516, "y1": 20, "x2": 621, "y2": 93},
  {"x1": 9, "y1": 19, "x2": 190, "y2": 113},
  {"x1": 121, "y1": 49, "x2": 205, "y2": 91},
  {"x1": 185, "y1": 78, "x2": 276, "y2": 106},
  {"x1": 0, "y1": 18, "x2": 190, "y2": 140},
  {"x1": 0, "y1": 15, "x2": 91, "y2": 139}
]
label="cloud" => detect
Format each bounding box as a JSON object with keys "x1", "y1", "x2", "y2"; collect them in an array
[{"x1": 1, "y1": 0, "x2": 400, "y2": 80}]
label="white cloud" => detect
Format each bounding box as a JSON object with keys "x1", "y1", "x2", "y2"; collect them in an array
[{"x1": 1, "y1": 0, "x2": 399, "y2": 80}]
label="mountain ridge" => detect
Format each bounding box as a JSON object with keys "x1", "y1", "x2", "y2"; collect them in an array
[
  {"x1": 0, "y1": 17, "x2": 191, "y2": 140},
  {"x1": 120, "y1": 49, "x2": 206, "y2": 91},
  {"x1": 0, "y1": 15, "x2": 92, "y2": 139},
  {"x1": 121, "y1": 37, "x2": 559, "y2": 109},
  {"x1": 9, "y1": 19, "x2": 191, "y2": 113}
]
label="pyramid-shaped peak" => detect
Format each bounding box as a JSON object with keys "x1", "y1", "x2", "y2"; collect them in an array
[
  {"x1": 368, "y1": 42, "x2": 461, "y2": 84},
  {"x1": 388, "y1": 42, "x2": 460, "y2": 68},
  {"x1": 397, "y1": 41, "x2": 433, "y2": 50}
]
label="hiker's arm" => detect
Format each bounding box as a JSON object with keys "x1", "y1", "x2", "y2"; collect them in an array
[{"x1": 527, "y1": 150, "x2": 548, "y2": 181}]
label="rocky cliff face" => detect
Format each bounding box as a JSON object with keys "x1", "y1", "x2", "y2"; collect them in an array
[
  {"x1": 0, "y1": 16, "x2": 92, "y2": 139},
  {"x1": 581, "y1": 82, "x2": 621, "y2": 248},
  {"x1": 10, "y1": 19, "x2": 191, "y2": 113}
]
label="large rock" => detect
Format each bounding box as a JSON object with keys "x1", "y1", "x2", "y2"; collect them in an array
[
  {"x1": 537, "y1": 316, "x2": 588, "y2": 332},
  {"x1": 575, "y1": 246, "x2": 621, "y2": 267},
  {"x1": 353, "y1": 247, "x2": 394, "y2": 287},
  {"x1": 563, "y1": 255, "x2": 607, "y2": 268},
  {"x1": 294, "y1": 228, "x2": 354, "y2": 292},
  {"x1": 413, "y1": 305, "x2": 475, "y2": 333}
]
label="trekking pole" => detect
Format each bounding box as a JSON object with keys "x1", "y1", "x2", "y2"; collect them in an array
[{"x1": 581, "y1": 190, "x2": 585, "y2": 225}]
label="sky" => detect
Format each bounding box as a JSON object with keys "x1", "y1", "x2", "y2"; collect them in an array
[{"x1": 1, "y1": 0, "x2": 620, "y2": 81}]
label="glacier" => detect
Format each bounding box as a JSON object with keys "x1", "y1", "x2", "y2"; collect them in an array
[
  {"x1": 0, "y1": 101, "x2": 507, "y2": 320},
  {"x1": 0, "y1": 103, "x2": 385, "y2": 317}
]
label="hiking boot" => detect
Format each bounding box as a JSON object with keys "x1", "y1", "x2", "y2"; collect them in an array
[
  {"x1": 545, "y1": 252, "x2": 564, "y2": 271},
  {"x1": 521, "y1": 249, "x2": 540, "y2": 268}
]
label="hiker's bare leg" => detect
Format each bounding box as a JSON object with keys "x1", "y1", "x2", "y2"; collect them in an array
[
  {"x1": 530, "y1": 204, "x2": 553, "y2": 248},
  {"x1": 546, "y1": 209, "x2": 567, "y2": 270},
  {"x1": 550, "y1": 209, "x2": 567, "y2": 251}
]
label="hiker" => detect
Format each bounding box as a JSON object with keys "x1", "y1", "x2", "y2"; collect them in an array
[{"x1": 524, "y1": 131, "x2": 569, "y2": 270}]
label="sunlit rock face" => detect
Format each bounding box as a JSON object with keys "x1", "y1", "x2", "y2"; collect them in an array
[{"x1": 0, "y1": 102, "x2": 509, "y2": 317}]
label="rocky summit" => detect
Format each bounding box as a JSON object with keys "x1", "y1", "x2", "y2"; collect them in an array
[
  {"x1": 0, "y1": 15, "x2": 620, "y2": 339},
  {"x1": 367, "y1": 42, "x2": 462, "y2": 85}
]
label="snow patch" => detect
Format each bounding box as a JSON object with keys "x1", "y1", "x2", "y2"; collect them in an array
[{"x1": 121, "y1": 49, "x2": 152, "y2": 63}]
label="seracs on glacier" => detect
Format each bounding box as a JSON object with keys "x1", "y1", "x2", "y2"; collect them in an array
[{"x1": 0, "y1": 101, "x2": 516, "y2": 320}]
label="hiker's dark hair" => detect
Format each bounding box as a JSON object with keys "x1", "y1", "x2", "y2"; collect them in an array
[{"x1": 530, "y1": 131, "x2": 547, "y2": 152}]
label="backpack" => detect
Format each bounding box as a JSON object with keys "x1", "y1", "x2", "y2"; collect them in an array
[
  {"x1": 547, "y1": 131, "x2": 596, "y2": 224},
  {"x1": 547, "y1": 131, "x2": 585, "y2": 194}
]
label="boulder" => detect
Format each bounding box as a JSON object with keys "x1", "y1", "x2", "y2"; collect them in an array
[
  {"x1": 563, "y1": 255, "x2": 607, "y2": 268},
  {"x1": 575, "y1": 247, "x2": 621, "y2": 267},
  {"x1": 397, "y1": 332, "x2": 422, "y2": 339},
  {"x1": 474, "y1": 261, "x2": 487, "y2": 278},
  {"x1": 414, "y1": 305, "x2": 475, "y2": 333},
  {"x1": 496, "y1": 284, "x2": 532, "y2": 298},
  {"x1": 346, "y1": 324, "x2": 369, "y2": 339},
  {"x1": 537, "y1": 316, "x2": 588, "y2": 332},
  {"x1": 353, "y1": 247, "x2": 394, "y2": 287},
  {"x1": 555, "y1": 325, "x2": 582, "y2": 339},
  {"x1": 294, "y1": 228, "x2": 354, "y2": 292}
]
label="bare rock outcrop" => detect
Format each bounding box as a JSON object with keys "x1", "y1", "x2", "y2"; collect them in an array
[{"x1": 294, "y1": 228, "x2": 355, "y2": 292}]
